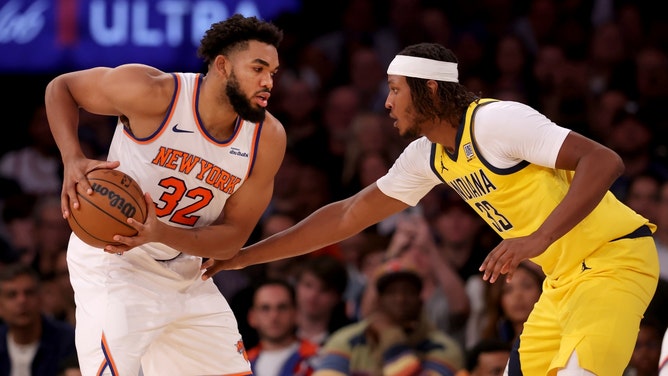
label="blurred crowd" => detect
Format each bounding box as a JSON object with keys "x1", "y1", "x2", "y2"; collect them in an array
[{"x1": 2, "y1": 0, "x2": 668, "y2": 374}]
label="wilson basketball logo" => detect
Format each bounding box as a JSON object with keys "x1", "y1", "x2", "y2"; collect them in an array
[
  {"x1": 67, "y1": 169, "x2": 147, "y2": 248},
  {"x1": 91, "y1": 182, "x2": 139, "y2": 218}
]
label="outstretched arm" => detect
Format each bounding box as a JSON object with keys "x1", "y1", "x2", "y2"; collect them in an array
[{"x1": 201, "y1": 183, "x2": 409, "y2": 279}]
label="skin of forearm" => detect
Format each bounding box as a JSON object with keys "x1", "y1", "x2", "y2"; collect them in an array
[
  {"x1": 236, "y1": 187, "x2": 407, "y2": 267},
  {"x1": 154, "y1": 222, "x2": 253, "y2": 260},
  {"x1": 236, "y1": 201, "x2": 365, "y2": 266},
  {"x1": 535, "y1": 147, "x2": 623, "y2": 245}
]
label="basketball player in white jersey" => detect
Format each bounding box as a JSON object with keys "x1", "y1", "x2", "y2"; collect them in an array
[{"x1": 45, "y1": 14, "x2": 286, "y2": 376}]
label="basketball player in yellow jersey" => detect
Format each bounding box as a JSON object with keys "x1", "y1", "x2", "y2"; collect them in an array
[
  {"x1": 201, "y1": 42, "x2": 659, "y2": 375},
  {"x1": 45, "y1": 15, "x2": 286, "y2": 376}
]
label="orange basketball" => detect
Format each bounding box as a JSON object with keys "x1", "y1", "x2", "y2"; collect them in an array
[{"x1": 67, "y1": 169, "x2": 147, "y2": 248}]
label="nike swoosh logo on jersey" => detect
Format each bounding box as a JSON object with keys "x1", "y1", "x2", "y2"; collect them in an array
[{"x1": 172, "y1": 124, "x2": 194, "y2": 133}]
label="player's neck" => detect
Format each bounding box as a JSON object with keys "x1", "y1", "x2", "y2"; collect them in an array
[
  {"x1": 197, "y1": 76, "x2": 238, "y2": 137},
  {"x1": 423, "y1": 120, "x2": 458, "y2": 151}
]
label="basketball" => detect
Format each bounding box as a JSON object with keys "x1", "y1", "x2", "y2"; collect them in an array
[{"x1": 67, "y1": 169, "x2": 148, "y2": 248}]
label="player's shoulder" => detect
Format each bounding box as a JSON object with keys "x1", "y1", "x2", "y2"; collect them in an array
[
  {"x1": 477, "y1": 99, "x2": 539, "y2": 118},
  {"x1": 108, "y1": 63, "x2": 170, "y2": 80},
  {"x1": 262, "y1": 110, "x2": 282, "y2": 126},
  {"x1": 95, "y1": 64, "x2": 174, "y2": 97},
  {"x1": 405, "y1": 136, "x2": 432, "y2": 153},
  {"x1": 474, "y1": 100, "x2": 546, "y2": 134},
  {"x1": 260, "y1": 110, "x2": 287, "y2": 140}
]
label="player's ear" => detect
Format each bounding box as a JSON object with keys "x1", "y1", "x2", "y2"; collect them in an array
[
  {"x1": 214, "y1": 55, "x2": 229, "y2": 77},
  {"x1": 426, "y1": 79, "x2": 439, "y2": 94}
]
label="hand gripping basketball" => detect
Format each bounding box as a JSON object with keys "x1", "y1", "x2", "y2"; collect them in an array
[{"x1": 67, "y1": 168, "x2": 148, "y2": 248}]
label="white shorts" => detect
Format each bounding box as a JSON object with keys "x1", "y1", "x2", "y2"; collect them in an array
[{"x1": 67, "y1": 234, "x2": 251, "y2": 376}]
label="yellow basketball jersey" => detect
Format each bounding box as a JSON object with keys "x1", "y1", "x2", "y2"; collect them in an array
[{"x1": 430, "y1": 99, "x2": 653, "y2": 277}]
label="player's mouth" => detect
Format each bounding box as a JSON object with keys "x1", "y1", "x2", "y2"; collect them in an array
[
  {"x1": 389, "y1": 114, "x2": 398, "y2": 127},
  {"x1": 255, "y1": 92, "x2": 270, "y2": 108}
]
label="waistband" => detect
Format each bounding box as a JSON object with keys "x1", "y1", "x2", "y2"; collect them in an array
[
  {"x1": 156, "y1": 252, "x2": 183, "y2": 262},
  {"x1": 611, "y1": 225, "x2": 652, "y2": 242}
]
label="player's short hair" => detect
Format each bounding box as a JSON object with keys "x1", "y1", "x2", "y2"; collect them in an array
[{"x1": 197, "y1": 14, "x2": 283, "y2": 65}]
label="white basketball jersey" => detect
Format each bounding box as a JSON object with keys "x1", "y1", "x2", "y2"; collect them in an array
[{"x1": 106, "y1": 72, "x2": 261, "y2": 260}]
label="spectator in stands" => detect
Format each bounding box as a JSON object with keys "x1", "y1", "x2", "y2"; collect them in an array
[
  {"x1": 0, "y1": 263, "x2": 77, "y2": 376},
  {"x1": 247, "y1": 279, "x2": 318, "y2": 376},
  {"x1": 625, "y1": 172, "x2": 663, "y2": 224},
  {"x1": 347, "y1": 47, "x2": 389, "y2": 113},
  {"x1": 457, "y1": 338, "x2": 511, "y2": 376},
  {"x1": 624, "y1": 316, "x2": 665, "y2": 376},
  {"x1": 313, "y1": 259, "x2": 464, "y2": 375},
  {"x1": 429, "y1": 190, "x2": 499, "y2": 349},
  {"x1": 379, "y1": 210, "x2": 471, "y2": 346},
  {"x1": 479, "y1": 261, "x2": 545, "y2": 347},
  {"x1": 0, "y1": 104, "x2": 62, "y2": 195},
  {"x1": 294, "y1": 254, "x2": 351, "y2": 346},
  {"x1": 0, "y1": 192, "x2": 36, "y2": 266},
  {"x1": 607, "y1": 109, "x2": 668, "y2": 201},
  {"x1": 29, "y1": 194, "x2": 72, "y2": 279}
]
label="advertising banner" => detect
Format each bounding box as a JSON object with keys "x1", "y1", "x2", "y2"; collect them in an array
[{"x1": 0, "y1": 0, "x2": 300, "y2": 73}]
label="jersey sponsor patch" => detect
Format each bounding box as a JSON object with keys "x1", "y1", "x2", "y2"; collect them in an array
[
  {"x1": 463, "y1": 142, "x2": 475, "y2": 161},
  {"x1": 229, "y1": 147, "x2": 249, "y2": 157}
]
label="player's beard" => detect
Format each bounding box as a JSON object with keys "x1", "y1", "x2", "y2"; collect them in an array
[
  {"x1": 226, "y1": 71, "x2": 266, "y2": 123},
  {"x1": 401, "y1": 107, "x2": 426, "y2": 139},
  {"x1": 403, "y1": 123, "x2": 421, "y2": 139}
]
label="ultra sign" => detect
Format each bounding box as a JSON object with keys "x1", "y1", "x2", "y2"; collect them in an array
[{"x1": 0, "y1": 0, "x2": 300, "y2": 73}]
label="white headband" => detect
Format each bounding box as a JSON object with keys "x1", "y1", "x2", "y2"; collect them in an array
[{"x1": 387, "y1": 55, "x2": 459, "y2": 82}]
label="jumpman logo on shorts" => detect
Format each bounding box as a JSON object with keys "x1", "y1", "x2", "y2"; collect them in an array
[{"x1": 581, "y1": 260, "x2": 592, "y2": 272}]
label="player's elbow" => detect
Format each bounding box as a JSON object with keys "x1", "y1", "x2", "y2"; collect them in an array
[{"x1": 607, "y1": 148, "x2": 625, "y2": 179}]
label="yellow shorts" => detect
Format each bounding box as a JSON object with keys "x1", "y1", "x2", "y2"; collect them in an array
[{"x1": 517, "y1": 235, "x2": 659, "y2": 375}]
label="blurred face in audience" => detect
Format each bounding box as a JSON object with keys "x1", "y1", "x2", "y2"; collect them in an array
[
  {"x1": 248, "y1": 284, "x2": 296, "y2": 346},
  {"x1": 500, "y1": 266, "x2": 542, "y2": 326},
  {"x1": 471, "y1": 350, "x2": 510, "y2": 376},
  {"x1": 0, "y1": 273, "x2": 41, "y2": 327},
  {"x1": 433, "y1": 203, "x2": 481, "y2": 247},
  {"x1": 296, "y1": 272, "x2": 340, "y2": 320},
  {"x1": 377, "y1": 277, "x2": 422, "y2": 326},
  {"x1": 629, "y1": 323, "x2": 662, "y2": 376},
  {"x1": 625, "y1": 175, "x2": 659, "y2": 223}
]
